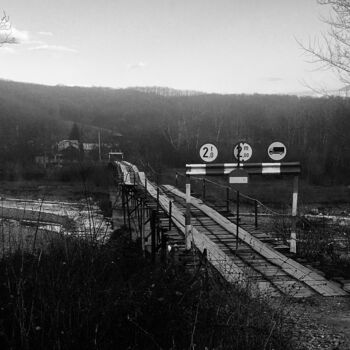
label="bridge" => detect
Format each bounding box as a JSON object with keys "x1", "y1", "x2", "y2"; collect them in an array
[{"x1": 110, "y1": 160, "x2": 348, "y2": 298}]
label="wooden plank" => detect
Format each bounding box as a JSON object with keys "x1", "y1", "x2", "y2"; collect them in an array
[{"x1": 164, "y1": 185, "x2": 348, "y2": 297}]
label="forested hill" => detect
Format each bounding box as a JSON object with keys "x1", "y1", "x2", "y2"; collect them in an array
[{"x1": 0, "y1": 79, "x2": 350, "y2": 184}]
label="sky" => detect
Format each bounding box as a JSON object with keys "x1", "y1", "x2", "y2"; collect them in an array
[{"x1": 0, "y1": 0, "x2": 342, "y2": 94}]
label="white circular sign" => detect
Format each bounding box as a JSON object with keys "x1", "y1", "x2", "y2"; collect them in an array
[
  {"x1": 199, "y1": 143, "x2": 218, "y2": 162},
  {"x1": 268, "y1": 142, "x2": 287, "y2": 161},
  {"x1": 234, "y1": 142, "x2": 252, "y2": 162}
]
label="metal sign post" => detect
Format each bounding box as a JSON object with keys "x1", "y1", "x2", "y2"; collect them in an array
[
  {"x1": 236, "y1": 145, "x2": 241, "y2": 250},
  {"x1": 185, "y1": 174, "x2": 192, "y2": 250},
  {"x1": 267, "y1": 141, "x2": 297, "y2": 253},
  {"x1": 231, "y1": 141, "x2": 252, "y2": 251}
]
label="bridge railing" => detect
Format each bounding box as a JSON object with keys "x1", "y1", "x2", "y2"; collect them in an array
[
  {"x1": 115, "y1": 161, "x2": 307, "y2": 251},
  {"x1": 113, "y1": 161, "x2": 247, "y2": 279}
]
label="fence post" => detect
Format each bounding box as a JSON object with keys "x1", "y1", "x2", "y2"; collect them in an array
[
  {"x1": 290, "y1": 175, "x2": 299, "y2": 254},
  {"x1": 202, "y1": 178, "x2": 206, "y2": 200},
  {"x1": 151, "y1": 210, "x2": 156, "y2": 264},
  {"x1": 254, "y1": 200, "x2": 258, "y2": 229},
  {"x1": 226, "y1": 187, "x2": 230, "y2": 213},
  {"x1": 236, "y1": 190, "x2": 240, "y2": 250}
]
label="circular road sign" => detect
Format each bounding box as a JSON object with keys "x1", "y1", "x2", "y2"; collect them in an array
[
  {"x1": 234, "y1": 142, "x2": 252, "y2": 162},
  {"x1": 268, "y1": 142, "x2": 287, "y2": 161},
  {"x1": 199, "y1": 143, "x2": 218, "y2": 162}
]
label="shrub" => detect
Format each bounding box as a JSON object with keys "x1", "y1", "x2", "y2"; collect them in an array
[{"x1": 0, "y1": 228, "x2": 294, "y2": 350}]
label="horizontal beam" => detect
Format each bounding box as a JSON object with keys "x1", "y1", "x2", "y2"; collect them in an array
[{"x1": 186, "y1": 162, "x2": 301, "y2": 176}]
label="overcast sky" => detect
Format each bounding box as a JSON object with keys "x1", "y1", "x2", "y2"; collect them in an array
[{"x1": 0, "y1": 0, "x2": 341, "y2": 94}]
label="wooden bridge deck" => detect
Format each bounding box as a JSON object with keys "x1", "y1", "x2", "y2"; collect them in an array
[{"x1": 113, "y1": 161, "x2": 349, "y2": 298}]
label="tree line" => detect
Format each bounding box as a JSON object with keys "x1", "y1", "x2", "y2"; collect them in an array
[{"x1": 0, "y1": 79, "x2": 349, "y2": 184}]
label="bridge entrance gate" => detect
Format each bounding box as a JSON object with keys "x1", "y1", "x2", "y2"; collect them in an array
[{"x1": 184, "y1": 162, "x2": 301, "y2": 253}]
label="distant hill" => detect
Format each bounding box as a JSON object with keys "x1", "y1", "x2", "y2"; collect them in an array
[{"x1": 0, "y1": 79, "x2": 350, "y2": 184}]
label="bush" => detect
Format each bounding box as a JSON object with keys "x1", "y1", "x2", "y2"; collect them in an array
[{"x1": 0, "y1": 229, "x2": 294, "y2": 350}]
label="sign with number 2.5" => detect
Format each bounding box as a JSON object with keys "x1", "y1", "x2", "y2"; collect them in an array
[{"x1": 199, "y1": 143, "x2": 218, "y2": 162}]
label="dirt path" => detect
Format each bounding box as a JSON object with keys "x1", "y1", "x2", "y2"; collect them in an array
[{"x1": 288, "y1": 296, "x2": 350, "y2": 349}]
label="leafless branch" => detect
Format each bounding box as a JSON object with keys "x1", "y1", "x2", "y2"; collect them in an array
[
  {"x1": 299, "y1": 0, "x2": 350, "y2": 89},
  {"x1": 0, "y1": 11, "x2": 17, "y2": 46}
]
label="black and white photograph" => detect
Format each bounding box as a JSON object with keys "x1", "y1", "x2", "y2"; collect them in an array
[{"x1": 0, "y1": 1, "x2": 349, "y2": 349}]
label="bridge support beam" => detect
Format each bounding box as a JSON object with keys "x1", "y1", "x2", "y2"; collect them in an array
[{"x1": 141, "y1": 200, "x2": 145, "y2": 256}]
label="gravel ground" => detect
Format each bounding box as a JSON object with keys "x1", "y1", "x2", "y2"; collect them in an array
[{"x1": 286, "y1": 296, "x2": 350, "y2": 349}]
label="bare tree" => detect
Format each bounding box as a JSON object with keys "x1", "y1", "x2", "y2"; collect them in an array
[
  {"x1": 300, "y1": 0, "x2": 350, "y2": 89},
  {"x1": 0, "y1": 11, "x2": 16, "y2": 45}
]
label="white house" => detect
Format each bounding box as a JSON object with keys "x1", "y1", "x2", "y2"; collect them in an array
[{"x1": 57, "y1": 140, "x2": 79, "y2": 152}]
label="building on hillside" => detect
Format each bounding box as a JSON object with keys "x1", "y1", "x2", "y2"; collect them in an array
[
  {"x1": 35, "y1": 153, "x2": 63, "y2": 168},
  {"x1": 82, "y1": 143, "x2": 98, "y2": 151},
  {"x1": 57, "y1": 140, "x2": 79, "y2": 152},
  {"x1": 35, "y1": 133, "x2": 124, "y2": 166},
  {"x1": 35, "y1": 155, "x2": 49, "y2": 167}
]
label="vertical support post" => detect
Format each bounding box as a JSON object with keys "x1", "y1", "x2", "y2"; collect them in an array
[
  {"x1": 168, "y1": 201, "x2": 172, "y2": 231},
  {"x1": 226, "y1": 187, "x2": 230, "y2": 213},
  {"x1": 185, "y1": 175, "x2": 192, "y2": 250},
  {"x1": 292, "y1": 175, "x2": 299, "y2": 217},
  {"x1": 202, "y1": 178, "x2": 206, "y2": 200},
  {"x1": 122, "y1": 186, "x2": 126, "y2": 226},
  {"x1": 236, "y1": 190, "x2": 240, "y2": 250},
  {"x1": 175, "y1": 172, "x2": 178, "y2": 188},
  {"x1": 156, "y1": 187, "x2": 160, "y2": 213},
  {"x1": 151, "y1": 210, "x2": 156, "y2": 264},
  {"x1": 235, "y1": 142, "x2": 242, "y2": 251},
  {"x1": 136, "y1": 198, "x2": 141, "y2": 238},
  {"x1": 141, "y1": 200, "x2": 145, "y2": 257},
  {"x1": 290, "y1": 175, "x2": 299, "y2": 254},
  {"x1": 125, "y1": 189, "x2": 132, "y2": 237},
  {"x1": 161, "y1": 229, "x2": 167, "y2": 264},
  {"x1": 254, "y1": 200, "x2": 258, "y2": 229},
  {"x1": 156, "y1": 210, "x2": 160, "y2": 248},
  {"x1": 145, "y1": 178, "x2": 147, "y2": 199}
]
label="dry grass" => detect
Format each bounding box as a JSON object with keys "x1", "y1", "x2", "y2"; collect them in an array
[{"x1": 0, "y1": 226, "x2": 295, "y2": 350}]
